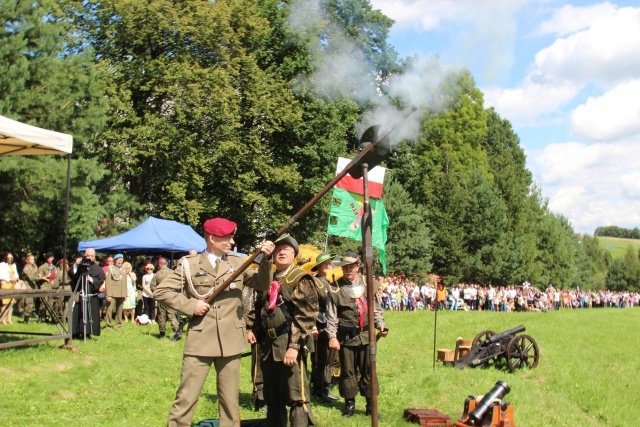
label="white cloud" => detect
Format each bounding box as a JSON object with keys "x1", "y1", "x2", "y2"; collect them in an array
[
  {"x1": 487, "y1": 4, "x2": 640, "y2": 127},
  {"x1": 620, "y1": 172, "x2": 640, "y2": 199},
  {"x1": 483, "y1": 78, "x2": 579, "y2": 126},
  {"x1": 369, "y1": 0, "x2": 532, "y2": 31},
  {"x1": 571, "y1": 79, "x2": 640, "y2": 141},
  {"x1": 529, "y1": 139, "x2": 640, "y2": 233},
  {"x1": 534, "y1": 6, "x2": 640, "y2": 86},
  {"x1": 536, "y1": 2, "x2": 618, "y2": 36}
]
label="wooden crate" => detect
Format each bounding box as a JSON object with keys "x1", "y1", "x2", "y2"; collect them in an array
[
  {"x1": 404, "y1": 408, "x2": 453, "y2": 426},
  {"x1": 437, "y1": 349, "x2": 455, "y2": 362}
]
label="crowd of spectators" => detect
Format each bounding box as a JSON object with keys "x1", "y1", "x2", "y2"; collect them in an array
[
  {"x1": 376, "y1": 275, "x2": 640, "y2": 313},
  {"x1": 2, "y1": 250, "x2": 638, "y2": 329},
  {"x1": 0, "y1": 250, "x2": 182, "y2": 328}
]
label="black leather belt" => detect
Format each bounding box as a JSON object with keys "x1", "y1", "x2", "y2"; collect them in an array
[{"x1": 265, "y1": 323, "x2": 290, "y2": 340}]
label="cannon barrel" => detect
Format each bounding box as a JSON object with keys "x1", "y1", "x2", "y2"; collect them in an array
[
  {"x1": 468, "y1": 381, "x2": 510, "y2": 426},
  {"x1": 487, "y1": 324, "x2": 526, "y2": 344}
]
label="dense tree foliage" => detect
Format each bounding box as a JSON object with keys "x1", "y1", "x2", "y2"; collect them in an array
[
  {"x1": 0, "y1": 0, "x2": 139, "y2": 256},
  {"x1": 0, "y1": 0, "x2": 633, "y2": 289},
  {"x1": 595, "y1": 225, "x2": 640, "y2": 239}
]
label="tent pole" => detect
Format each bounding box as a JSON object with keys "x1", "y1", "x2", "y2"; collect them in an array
[{"x1": 63, "y1": 153, "x2": 72, "y2": 340}]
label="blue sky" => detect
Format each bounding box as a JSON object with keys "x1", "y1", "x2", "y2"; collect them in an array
[{"x1": 369, "y1": 0, "x2": 640, "y2": 234}]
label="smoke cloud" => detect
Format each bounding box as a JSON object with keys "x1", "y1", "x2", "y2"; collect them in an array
[{"x1": 288, "y1": 0, "x2": 459, "y2": 146}]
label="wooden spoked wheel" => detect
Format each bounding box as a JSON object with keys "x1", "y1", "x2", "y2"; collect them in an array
[
  {"x1": 506, "y1": 334, "x2": 539, "y2": 372},
  {"x1": 472, "y1": 329, "x2": 496, "y2": 347}
]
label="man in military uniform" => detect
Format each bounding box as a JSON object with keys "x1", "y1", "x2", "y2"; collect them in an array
[
  {"x1": 154, "y1": 217, "x2": 275, "y2": 427},
  {"x1": 37, "y1": 252, "x2": 58, "y2": 323},
  {"x1": 51, "y1": 258, "x2": 71, "y2": 321},
  {"x1": 105, "y1": 253, "x2": 127, "y2": 329},
  {"x1": 327, "y1": 251, "x2": 388, "y2": 418},
  {"x1": 255, "y1": 234, "x2": 319, "y2": 427},
  {"x1": 20, "y1": 254, "x2": 38, "y2": 323},
  {"x1": 310, "y1": 252, "x2": 340, "y2": 404},
  {"x1": 150, "y1": 257, "x2": 178, "y2": 339}
]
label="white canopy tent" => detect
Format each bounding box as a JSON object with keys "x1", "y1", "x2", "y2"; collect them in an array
[
  {"x1": 0, "y1": 114, "x2": 73, "y2": 155},
  {"x1": 0, "y1": 113, "x2": 74, "y2": 263},
  {"x1": 0, "y1": 115, "x2": 76, "y2": 348}
]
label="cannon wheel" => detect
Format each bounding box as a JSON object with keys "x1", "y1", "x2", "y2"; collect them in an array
[
  {"x1": 506, "y1": 334, "x2": 539, "y2": 372},
  {"x1": 472, "y1": 330, "x2": 496, "y2": 347}
]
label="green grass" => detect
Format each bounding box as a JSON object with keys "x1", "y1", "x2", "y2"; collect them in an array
[
  {"x1": 598, "y1": 236, "x2": 640, "y2": 259},
  {"x1": 1, "y1": 309, "x2": 639, "y2": 426}
]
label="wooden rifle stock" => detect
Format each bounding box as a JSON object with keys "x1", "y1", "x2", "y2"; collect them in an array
[{"x1": 204, "y1": 106, "x2": 417, "y2": 305}]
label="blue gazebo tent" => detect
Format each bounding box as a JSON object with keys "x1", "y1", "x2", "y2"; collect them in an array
[{"x1": 78, "y1": 216, "x2": 206, "y2": 255}]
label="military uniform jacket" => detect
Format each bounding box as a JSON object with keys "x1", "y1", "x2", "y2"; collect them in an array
[
  {"x1": 257, "y1": 266, "x2": 319, "y2": 361},
  {"x1": 22, "y1": 264, "x2": 39, "y2": 289},
  {"x1": 149, "y1": 267, "x2": 172, "y2": 292},
  {"x1": 37, "y1": 263, "x2": 59, "y2": 289},
  {"x1": 326, "y1": 275, "x2": 385, "y2": 346},
  {"x1": 105, "y1": 265, "x2": 127, "y2": 298},
  {"x1": 314, "y1": 275, "x2": 338, "y2": 333},
  {"x1": 154, "y1": 252, "x2": 272, "y2": 358}
]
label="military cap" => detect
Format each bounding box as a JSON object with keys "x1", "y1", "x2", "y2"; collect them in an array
[{"x1": 204, "y1": 217, "x2": 237, "y2": 237}]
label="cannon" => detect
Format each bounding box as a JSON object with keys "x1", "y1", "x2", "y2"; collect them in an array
[
  {"x1": 454, "y1": 381, "x2": 516, "y2": 427},
  {"x1": 452, "y1": 325, "x2": 539, "y2": 372}
]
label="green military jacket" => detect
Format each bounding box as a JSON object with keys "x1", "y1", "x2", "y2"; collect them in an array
[
  {"x1": 258, "y1": 266, "x2": 319, "y2": 361},
  {"x1": 154, "y1": 252, "x2": 272, "y2": 358},
  {"x1": 330, "y1": 276, "x2": 382, "y2": 346},
  {"x1": 105, "y1": 265, "x2": 127, "y2": 298},
  {"x1": 37, "y1": 263, "x2": 59, "y2": 290},
  {"x1": 313, "y1": 275, "x2": 338, "y2": 333},
  {"x1": 22, "y1": 264, "x2": 39, "y2": 290},
  {"x1": 150, "y1": 267, "x2": 171, "y2": 292}
]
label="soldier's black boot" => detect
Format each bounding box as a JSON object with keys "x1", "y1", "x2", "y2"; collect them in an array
[
  {"x1": 342, "y1": 398, "x2": 355, "y2": 418},
  {"x1": 323, "y1": 385, "x2": 339, "y2": 401},
  {"x1": 23, "y1": 315, "x2": 30, "y2": 324},
  {"x1": 365, "y1": 398, "x2": 383, "y2": 420}
]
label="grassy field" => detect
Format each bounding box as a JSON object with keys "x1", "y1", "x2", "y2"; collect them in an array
[
  {"x1": 597, "y1": 236, "x2": 640, "y2": 259},
  {"x1": 1, "y1": 308, "x2": 639, "y2": 426}
]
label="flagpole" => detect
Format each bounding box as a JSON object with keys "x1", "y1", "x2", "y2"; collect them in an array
[{"x1": 361, "y1": 162, "x2": 379, "y2": 427}]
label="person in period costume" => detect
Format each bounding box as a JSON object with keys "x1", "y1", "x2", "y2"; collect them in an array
[
  {"x1": 151, "y1": 257, "x2": 179, "y2": 338},
  {"x1": 70, "y1": 248, "x2": 106, "y2": 338},
  {"x1": 153, "y1": 217, "x2": 275, "y2": 427},
  {"x1": 255, "y1": 234, "x2": 319, "y2": 427},
  {"x1": 242, "y1": 284, "x2": 266, "y2": 412},
  {"x1": 310, "y1": 252, "x2": 340, "y2": 404},
  {"x1": 20, "y1": 254, "x2": 39, "y2": 323},
  {"x1": 104, "y1": 253, "x2": 127, "y2": 329},
  {"x1": 327, "y1": 251, "x2": 389, "y2": 418}
]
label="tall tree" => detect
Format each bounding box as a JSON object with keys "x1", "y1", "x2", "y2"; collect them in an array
[
  {"x1": 460, "y1": 168, "x2": 508, "y2": 284},
  {"x1": 383, "y1": 177, "x2": 432, "y2": 276},
  {"x1": 0, "y1": 0, "x2": 136, "y2": 254},
  {"x1": 80, "y1": 0, "x2": 304, "y2": 248}
]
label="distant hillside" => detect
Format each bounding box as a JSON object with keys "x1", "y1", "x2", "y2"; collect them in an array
[{"x1": 597, "y1": 236, "x2": 640, "y2": 260}]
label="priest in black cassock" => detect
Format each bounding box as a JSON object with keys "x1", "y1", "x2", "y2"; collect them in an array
[{"x1": 69, "y1": 248, "x2": 105, "y2": 339}]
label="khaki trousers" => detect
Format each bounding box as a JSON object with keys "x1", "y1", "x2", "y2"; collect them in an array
[
  {"x1": 168, "y1": 354, "x2": 241, "y2": 427},
  {"x1": 105, "y1": 297, "x2": 124, "y2": 329}
]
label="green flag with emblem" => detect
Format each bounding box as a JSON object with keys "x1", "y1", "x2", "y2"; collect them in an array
[{"x1": 327, "y1": 188, "x2": 389, "y2": 274}]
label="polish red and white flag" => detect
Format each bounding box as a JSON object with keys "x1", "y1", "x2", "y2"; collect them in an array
[{"x1": 334, "y1": 157, "x2": 386, "y2": 199}]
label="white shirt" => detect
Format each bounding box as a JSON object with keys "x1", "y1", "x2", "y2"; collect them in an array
[{"x1": 204, "y1": 250, "x2": 218, "y2": 269}]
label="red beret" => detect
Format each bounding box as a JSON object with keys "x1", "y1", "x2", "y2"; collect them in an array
[{"x1": 203, "y1": 218, "x2": 237, "y2": 237}]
